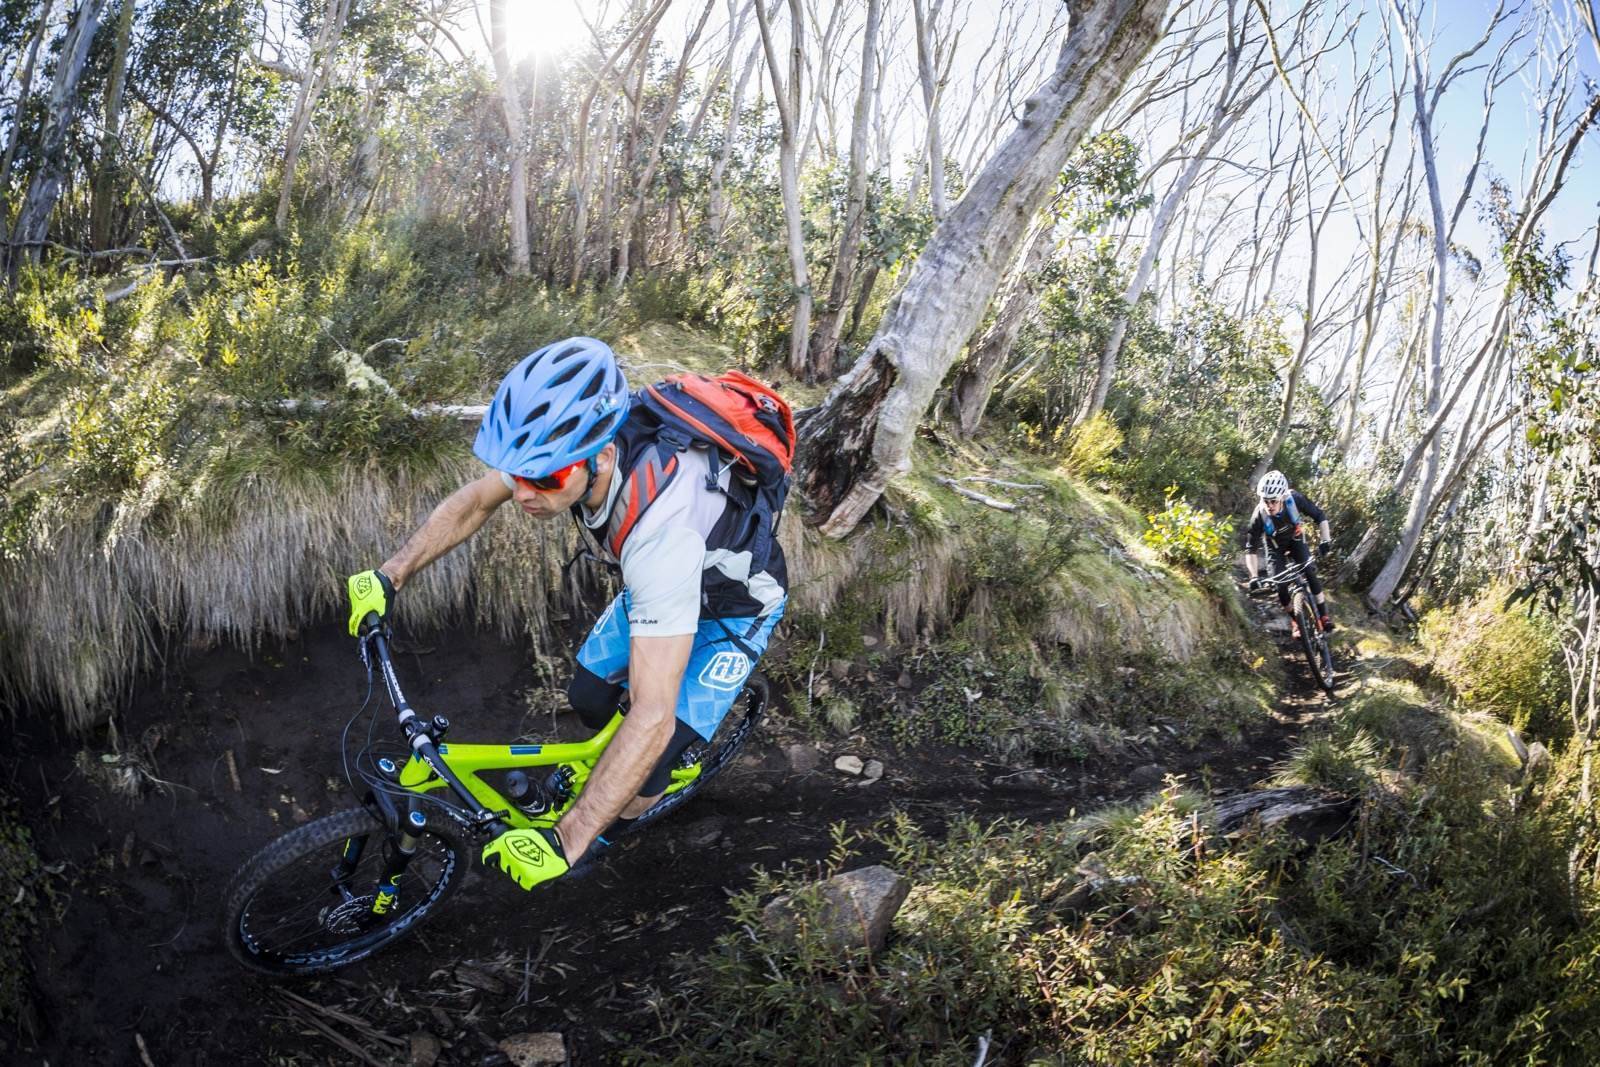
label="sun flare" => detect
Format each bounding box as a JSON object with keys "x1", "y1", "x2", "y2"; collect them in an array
[{"x1": 500, "y1": 0, "x2": 593, "y2": 59}]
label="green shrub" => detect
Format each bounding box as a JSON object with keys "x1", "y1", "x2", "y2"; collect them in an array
[
  {"x1": 1062, "y1": 412, "x2": 1123, "y2": 479},
  {"x1": 1419, "y1": 585, "x2": 1567, "y2": 738},
  {"x1": 632, "y1": 755, "x2": 1600, "y2": 1066},
  {"x1": 1308, "y1": 467, "x2": 1405, "y2": 588},
  {"x1": 1142, "y1": 486, "x2": 1235, "y2": 572}
]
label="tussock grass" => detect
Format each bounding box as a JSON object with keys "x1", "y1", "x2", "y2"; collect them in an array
[
  {"x1": 0, "y1": 439, "x2": 596, "y2": 731},
  {"x1": 1337, "y1": 678, "x2": 1520, "y2": 778}
]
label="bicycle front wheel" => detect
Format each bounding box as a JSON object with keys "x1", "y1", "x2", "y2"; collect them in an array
[
  {"x1": 222, "y1": 806, "x2": 467, "y2": 976},
  {"x1": 1313, "y1": 632, "x2": 1337, "y2": 692},
  {"x1": 1293, "y1": 596, "x2": 1321, "y2": 678}
]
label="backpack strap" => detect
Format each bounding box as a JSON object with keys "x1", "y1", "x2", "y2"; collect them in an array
[{"x1": 604, "y1": 441, "x2": 682, "y2": 559}]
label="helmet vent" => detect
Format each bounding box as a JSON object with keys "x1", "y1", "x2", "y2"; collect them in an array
[
  {"x1": 549, "y1": 362, "x2": 584, "y2": 387},
  {"x1": 551, "y1": 344, "x2": 585, "y2": 363},
  {"x1": 577, "y1": 416, "x2": 616, "y2": 449},
  {"x1": 511, "y1": 431, "x2": 530, "y2": 450},
  {"x1": 522, "y1": 401, "x2": 549, "y2": 426},
  {"x1": 578, "y1": 372, "x2": 603, "y2": 400},
  {"x1": 548, "y1": 415, "x2": 581, "y2": 442}
]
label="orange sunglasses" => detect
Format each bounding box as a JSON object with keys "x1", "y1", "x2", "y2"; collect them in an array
[{"x1": 511, "y1": 459, "x2": 584, "y2": 493}]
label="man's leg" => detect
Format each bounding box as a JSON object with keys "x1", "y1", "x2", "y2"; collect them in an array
[{"x1": 619, "y1": 608, "x2": 788, "y2": 820}]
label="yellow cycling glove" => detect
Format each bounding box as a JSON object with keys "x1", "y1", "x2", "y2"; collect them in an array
[
  {"x1": 346, "y1": 569, "x2": 395, "y2": 636},
  {"x1": 482, "y1": 827, "x2": 569, "y2": 890}
]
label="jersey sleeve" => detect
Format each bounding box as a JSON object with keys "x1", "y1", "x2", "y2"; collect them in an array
[
  {"x1": 1244, "y1": 512, "x2": 1265, "y2": 552},
  {"x1": 618, "y1": 525, "x2": 706, "y2": 637},
  {"x1": 1293, "y1": 491, "x2": 1326, "y2": 524}
]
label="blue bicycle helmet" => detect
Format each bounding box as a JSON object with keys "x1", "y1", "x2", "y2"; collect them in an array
[{"x1": 473, "y1": 337, "x2": 630, "y2": 479}]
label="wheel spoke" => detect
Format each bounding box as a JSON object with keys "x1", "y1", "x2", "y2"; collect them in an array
[{"x1": 230, "y1": 813, "x2": 460, "y2": 971}]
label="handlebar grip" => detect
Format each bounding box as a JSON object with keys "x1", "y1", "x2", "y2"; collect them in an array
[{"x1": 360, "y1": 610, "x2": 382, "y2": 635}]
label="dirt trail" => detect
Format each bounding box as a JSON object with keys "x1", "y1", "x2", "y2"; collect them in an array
[{"x1": 5, "y1": 605, "x2": 1340, "y2": 1066}]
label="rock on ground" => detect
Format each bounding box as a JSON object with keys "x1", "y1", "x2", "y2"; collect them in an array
[
  {"x1": 408, "y1": 1031, "x2": 442, "y2": 1067},
  {"x1": 761, "y1": 864, "x2": 911, "y2": 956},
  {"x1": 498, "y1": 1031, "x2": 566, "y2": 1066},
  {"x1": 1128, "y1": 763, "x2": 1165, "y2": 788},
  {"x1": 861, "y1": 759, "x2": 884, "y2": 781},
  {"x1": 684, "y1": 816, "x2": 725, "y2": 849},
  {"x1": 785, "y1": 743, "x2": 821, "y2": 774},
  {"x1": 834, "y1": 755, "x2": 864, "y2": 775}
]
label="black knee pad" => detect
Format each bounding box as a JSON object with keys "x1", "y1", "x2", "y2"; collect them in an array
[
  {"x1": 569, "y1": 665, "x2": 624, "y2": 731},
  {"x1": 640, "y1": 718, "x2": 701, "y2": 797}
]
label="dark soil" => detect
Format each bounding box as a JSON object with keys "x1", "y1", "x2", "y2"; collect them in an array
[{"x1": 4, "y1": 605, "x2": 1341, "y2": 1066}]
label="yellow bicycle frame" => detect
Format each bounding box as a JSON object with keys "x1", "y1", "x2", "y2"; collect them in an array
[{"x1": 396, "y1": 711, "x2": 703, "y2": 830}]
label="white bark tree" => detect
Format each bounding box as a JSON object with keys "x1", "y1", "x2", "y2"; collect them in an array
[
  {"x1": 798, "y1": 0, "x2": 1173, "y2": 538},
  {"x1": 273, "y1": 0, "x2": 350, "y2": 232},
  {"x1": 808, "y1": 0, "x2": 884, "y2": 372},
  {"x1": 490, "y1": 0, "x2": 531, "y2": 275},
  {"x1": 7, "y1": 0, "x2": 105, "y2": 270},
  {"x1": 1077, "y1": 0, "x2": 1287, "y2": 426},
  {"x1": 753, "y1": 0, "x2": 814, "y2": 377}
]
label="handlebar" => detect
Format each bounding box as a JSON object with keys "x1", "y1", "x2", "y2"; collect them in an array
[
  {"x1": 358, "y1": 612, "x2": 509, "y2": 836},
  {"x1": 1246, "y1": 558, "x2": 1318, "y2": 596}
]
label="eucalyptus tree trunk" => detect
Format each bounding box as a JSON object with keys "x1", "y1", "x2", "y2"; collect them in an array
[
  {"x1": 8, "y1": 0, "x2": 105, "y2": 271},
  {"x1": 88, "y1": 0, "x2": 136, "y2": 251},
  {"x1": 1252, "y1": 134, "x2": 1349, "y2": 485},
  {"x1": 1368, "y1": 11, "x2": 1599, "y2": 607},
  {"x1": 798, "y1": 0, "x2": 1171, "y2": 538},
  {"x1": 568, "y1": 0, "x2": 672, "y2": 288},
  {"x1": 753, "y1": 0, "x2": 814, "y2": 378},
  {"x1": 490, "y1": 0, "x2": 531, "y2": 274},
  {"x1": 201, "y1": 51, "x2": 244, "y2": 218},
  {"x1": 950, "y1": 219, "x2": 1052, "y2": 437},
  {"x1": 1365, "y1": 3, "x2": 1451, "y2": 608},
  {"x1": 341, "y1": 76, "x2": 387, "y2": 226},
  {"x1": 1336, "y1": 67, "x2": 1409, "y2": 455},
  {"x1": 808, "y1": 0, "x2": 883, "y2": 369},
  {"x1": 274, "y1": 0, "x2": 350, "y2": 232},
  {"x1": 912, "y1": 0, "x2": 948, "y2": 220},
  {"x1": 0, "y1": 0, "x2": 57, "y2": 249},
  {"x1": 1078, "y1": 0, "x2": 1271, "y2": 426},
  {"x1": 612, "y1": 0, "x2": 717, "y2": 289},
  {"x1": 707, "y1": 35, "x2": 760, "y2": 246}
]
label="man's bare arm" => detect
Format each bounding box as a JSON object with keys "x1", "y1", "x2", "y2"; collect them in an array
[
  {"x1": 555, "y1": 632, "x2": 693, "y2": 858},
  {"x1": 381, "y1": 473, "x2": 511, "y2": 589}
]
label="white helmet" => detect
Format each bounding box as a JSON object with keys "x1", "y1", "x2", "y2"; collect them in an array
[{"x1": 1257, "y1": 469, "x2": 1290, "y2": 501}]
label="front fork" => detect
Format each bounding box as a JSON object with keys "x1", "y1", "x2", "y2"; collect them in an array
[{"x1": 333, "y1": 805, "x2": 428, "y2": 917}]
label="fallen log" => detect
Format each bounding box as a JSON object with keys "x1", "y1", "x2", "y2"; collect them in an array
[{"x1": 1212, "y1": 786, "x2": 1356, "y2": 840}]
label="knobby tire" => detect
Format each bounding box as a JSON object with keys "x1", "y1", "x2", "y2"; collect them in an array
[{"x1": 222, "y1": 806, "x2": 467, "y2": 976}]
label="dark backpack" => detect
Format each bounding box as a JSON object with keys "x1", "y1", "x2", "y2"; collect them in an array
[{"x1": 601, "y1": 371, "x2": 796, "y2": 572}]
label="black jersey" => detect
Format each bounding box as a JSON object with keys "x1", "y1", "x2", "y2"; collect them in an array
[{"x1": 1244, "y1": 490, "x2": 1326, "y2": 554}]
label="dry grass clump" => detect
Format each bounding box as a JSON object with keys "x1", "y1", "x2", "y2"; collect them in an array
[{"x1": 0, "y1": 439, "x2": 593, "y2": 732}]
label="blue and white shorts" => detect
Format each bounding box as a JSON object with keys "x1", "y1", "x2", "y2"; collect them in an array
[{"x1": 576, "y1": 590, "x2": 785, "y2": 740}]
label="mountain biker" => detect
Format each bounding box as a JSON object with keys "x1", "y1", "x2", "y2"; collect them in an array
[
  {"x1": 1243, "y1": 469, "x2": 1334, "y2": 637},
  {"x1": 343, "y1": 337, "x2": 787, "y2": 890}
]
